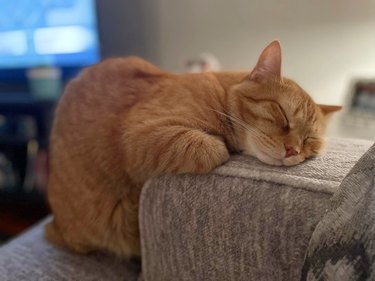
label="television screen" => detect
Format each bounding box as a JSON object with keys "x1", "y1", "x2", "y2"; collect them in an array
[{"x1": 0, "y1": 0, "x2": 100, "y2": 69}]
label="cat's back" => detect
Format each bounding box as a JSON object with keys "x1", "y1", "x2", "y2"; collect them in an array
[
  {"x1": 58, "y1": 56, "x2": 165, "y2": 116},
  {"x1": 51, "y1": 56, "x2": 168, "y2": 171}
]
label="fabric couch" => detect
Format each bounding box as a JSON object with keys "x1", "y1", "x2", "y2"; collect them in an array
[{"x1": 0, "y1": 137, "x2": 373, "y2": 281}]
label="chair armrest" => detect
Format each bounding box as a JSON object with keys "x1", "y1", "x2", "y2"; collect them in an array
[{"x1": 139, "y1": 137, "x2": 373, "y2": 281}]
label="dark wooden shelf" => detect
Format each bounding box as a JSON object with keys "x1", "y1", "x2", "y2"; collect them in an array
[
  {"x1": 0, "y1": 92, "x2": 53, "y2": 241},
  {"x1": 0, "y1": 187, "x2": 49, "y2": 237},
  {"x1": 0, "y1": 135, "x2": 34, "y2": 145},
  {"x1": 0, "y1": 92, "x2": 55, "y2": 106},
  {"x1": 0, "y1": 188, "x2": 45, "y2": 202}
]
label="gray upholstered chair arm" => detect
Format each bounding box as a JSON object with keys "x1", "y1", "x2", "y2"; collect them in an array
[
  {"x1": 0, "y1": 138, "x2": 372, "y2": 281},
  {"x1": 139, "y1": 138, "x2": 373, "y2": 281}
]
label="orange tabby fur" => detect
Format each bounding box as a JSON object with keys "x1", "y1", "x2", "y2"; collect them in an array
[{"x1": 46, "y1": 41, "x2": 340, "y2": 258}]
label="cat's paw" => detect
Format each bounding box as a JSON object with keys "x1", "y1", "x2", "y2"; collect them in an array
[
  {"x1": 191, "y1": 135, "x2": 230, "y2": 173},
  {"x1": 175, "y1": 133, "x2": 229, "y2": 174}
]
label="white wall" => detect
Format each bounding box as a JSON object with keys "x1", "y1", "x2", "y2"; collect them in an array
[
  {"x1": 153, "y1": 0, "x2": 375, "y2": 105},
  {"x1": 98, "y1": 0, "x2": 375, "y2": 106},
  {"x1": 97, "y1": 0, "x2": 160, "y2": 63}
]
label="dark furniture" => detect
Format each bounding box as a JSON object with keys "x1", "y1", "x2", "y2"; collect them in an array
[{"x1": 0, "y1": 93, "x2": 54, "y2": 241}]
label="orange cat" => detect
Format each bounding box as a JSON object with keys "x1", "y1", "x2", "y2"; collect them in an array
[{"x1": 45, "y1": 41, "x2": 341, "y2": 258}]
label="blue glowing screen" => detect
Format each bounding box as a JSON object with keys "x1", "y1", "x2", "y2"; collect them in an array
[{"x1": 0, "y1": 0, "x2": 100, "y2": 69}]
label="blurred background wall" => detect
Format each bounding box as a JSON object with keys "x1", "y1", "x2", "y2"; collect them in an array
[
  {"x1": 98, "y1": 0, "x2": 375, "y2": 105},
  {"x1": 96, "y1": 0, "x2": 160, "y2": 64}
]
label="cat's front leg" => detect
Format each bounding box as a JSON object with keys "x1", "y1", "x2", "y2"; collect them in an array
[
  {"x1": 124, "y1": 126, "x2": 230, "y2": 181},
  {"x1": 166, "y1": 129, "x2": 230, "y2": 174}
]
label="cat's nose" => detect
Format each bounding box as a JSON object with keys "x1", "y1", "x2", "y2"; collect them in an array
[{"x1": 284, "y1": 145, "x2": 299, "y2": 158}]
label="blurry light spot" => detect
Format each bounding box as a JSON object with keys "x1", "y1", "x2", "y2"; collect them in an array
[{"x1": 34, "y1": 26, "x2": 95, "y2": 55}]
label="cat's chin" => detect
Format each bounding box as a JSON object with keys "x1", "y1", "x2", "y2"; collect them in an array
[
  {"x1": 281, "y1": 154, "x2": 305, "y2": 166},
  {"x1": 255, "y1": 153, "x2": 305, "y2": 167},
  {"x1": 243, "y1": 148, "x2": 305, "y2": 167},
  {"x1": 242, "y1": 148, "x2": 283, "y2": 166},
  {"x1": 254, "y1": 152, "x2": 283, "y2": 166}
]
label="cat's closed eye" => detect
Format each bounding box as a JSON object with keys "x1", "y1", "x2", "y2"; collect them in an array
[
  {"x1": 277, "y1": 105, "x2": 289, "y2": 130},
  {"x1": 266, "y1": 104, "x2": 289, "y2": 133},
  {"x1": 304, "y1": 137, "x2": 319, "y2": 143}
]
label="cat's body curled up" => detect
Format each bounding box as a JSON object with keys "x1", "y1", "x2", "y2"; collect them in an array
[{"x1": 46, "y1": 41, "x2": 340, "y2": 258}]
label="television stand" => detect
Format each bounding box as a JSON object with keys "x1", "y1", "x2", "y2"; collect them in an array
[{"x1": 0, "y1": 93, "x2": 55, "y2": 243}]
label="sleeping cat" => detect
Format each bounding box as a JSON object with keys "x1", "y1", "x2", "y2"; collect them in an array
[{"x1": 45, "y1": 41, "x2": 341, "y2": 258}]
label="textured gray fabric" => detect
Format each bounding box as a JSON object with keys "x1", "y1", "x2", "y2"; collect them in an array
[
  {"x1": 0, "y1": 218, "x2": 140, "y2": 281},
  {"x1": 140, "y1": 138, "x2": 373, "y2": 281},
  {"x1": 0, "y1": 138, "x2": 372, "y2": 281},
  {"x1": 301, "y1": 143, "x2": 375, "y2": 281},
  {"x1": 141, "y1": 175, "x2": 331, "y2": 281},
  {"x1": 214, "y1": 137, "x2": 373, "y2": 194}
]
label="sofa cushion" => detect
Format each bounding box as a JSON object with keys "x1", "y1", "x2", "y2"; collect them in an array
[
  {"x1": 139, "y1": 138, "x2": 373, "y2": 281},
  {"x1": 301, "y1": 143, "x2": 375, "y2": 281},
  {"x1": 0, "y1": 218, "x2": 141, "y2": 281}
]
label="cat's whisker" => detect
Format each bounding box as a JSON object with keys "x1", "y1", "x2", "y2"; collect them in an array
[
  {"x1": 207, "y1": 108, "x2": 257, "y2": 134},
  {"x1": 207, "y1": 107, "x2": 254, "y2": 131},
  {"x1": 212, "y1": 110, "x2": 252, "y2": 131},
  {"x1": 207, "y1": 108, "x2": 279, "y2": 154}
]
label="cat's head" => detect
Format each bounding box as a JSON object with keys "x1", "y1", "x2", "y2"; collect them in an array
[{"x1": 229, "y1": 41, "x2": 341, "y2": 166}]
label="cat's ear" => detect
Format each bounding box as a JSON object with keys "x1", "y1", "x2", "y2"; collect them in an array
[
  {"x1": 249, "y1": 40, "x2": 282, "y2": 83},
  {"x1": 318, "y1": 104, "x2": 342, "y2": 117}
]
